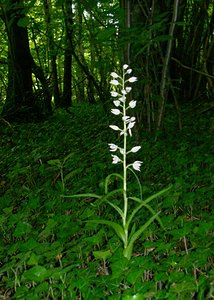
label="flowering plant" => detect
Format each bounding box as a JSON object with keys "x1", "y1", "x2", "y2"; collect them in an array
[{"x1": 64, "y1": 64, "x2": 171, "y2": 260}]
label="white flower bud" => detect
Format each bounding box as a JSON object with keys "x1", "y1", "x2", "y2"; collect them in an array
[
  {"x1": 130, "y1": 146, "x2": 141, "y2": 153},
  {"x1": 111, "y1": 109, "x2": 120, "y2": 115},
  {"x1": 123, "y1": 64, "x2": 129, "y2": 70},
  {"x1": 110, "y1": 72, "x2": 119, "y2": 78},
  {"x1": 128, "y1": 77, "x2": 137, "y2": 83},
  {"x1": 110, "y1": 79, "x2": 119, "y2": 85},
  {"x1": 129, "y1": 100, "x2": 136, "y2": 108},
  {"x1": 127, "y1": 68, "x2": 132, "y2": 74},
  {"x1": 109, "y1": 125, "x2": 120, "y2": 131}
]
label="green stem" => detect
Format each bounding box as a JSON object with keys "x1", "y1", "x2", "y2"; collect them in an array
[{"x1": 122, "y1": 70, "x2": 128, "y2": 247}]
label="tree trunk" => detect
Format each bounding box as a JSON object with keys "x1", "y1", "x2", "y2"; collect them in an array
[
  {"x1": 62, "y1": 0, "x2": 73, "y2": 108},
  {"x1": 1, "y1": 0, "x2": 36, "y2": 120}
]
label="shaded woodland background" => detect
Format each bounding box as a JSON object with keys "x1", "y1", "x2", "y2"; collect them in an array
[{"x1": 0, "y1": 0, "x2": 213, "y2": 130}]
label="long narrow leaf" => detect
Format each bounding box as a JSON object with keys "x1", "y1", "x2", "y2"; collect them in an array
[
  {"x1": 106, "y1": 200, "x2": 124, "y2": 219},
  {"x1": 88, "y1": 219, "x2": 126, "y2": 243},
  {"x1": 92, "y1": 189, "x2": 123, "y2": 207},
  {"x1": 105, "y1": 173, "x2": 123, "y2": 194},
  {"x1": 130, "y1": 186, "x2": 171, "y2": 205},
  {"x1": 61, "y1": 193, "x2": 101, "y2": 199},
  {"x1": 125, "y1": 201, "x2": 163, "y2": 235},
  {"x1": 124, "y1": 212, "x2": 160, "y2": 260}
]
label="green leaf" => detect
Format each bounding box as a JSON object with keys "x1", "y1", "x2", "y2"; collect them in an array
[
  {"x1": 124, "y1": 212, "x2": 160, "y2": 260},
  {"x1": 64, "y1": 168, "x2": 81, "y2": 182},
  {"x1": 106, "y1": 200, "x2": 124, "y2": 219},
  {"x1": 87, "y1": 219, "x2": 126, "y2": 244},
  {"x1": 17, "y1": 16, "x2": 29, "y2": 28},
  {"x1": 27, "y1": 253, "x2": 39, "y2": 266},
  {"x1": 23, "y1": 266, "x2": 48, "y2": 282},
  {"x1": 13, "y1": 222, "x2": 32, "y2": 237},
  {"x1": 130, "y1": 186, "x2": 171, "y2": 205},
  {"x1": 62, "y1": 193, "x2": 101, "y2": 199},
  {"x1": 93, "y1": 250, "x2": 112, "y2": 260},
  {"x1": 47, "y1": 159, "x2": 61, "y2": 168},
  {"x1": 122, "y1": 293, "x2": 144, "y2": 300},
  {"x1": 104, "y1": 173, "x2": 123, "y2": 194}
]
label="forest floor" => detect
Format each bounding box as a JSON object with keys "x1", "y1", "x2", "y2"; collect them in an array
[{"x1": 0, "y1": 103, "x2": 213, "y2": 299}]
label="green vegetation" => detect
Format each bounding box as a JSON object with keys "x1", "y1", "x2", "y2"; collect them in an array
[{"x1": 0, "y1": 104, "x2": 213, "y2": 299}]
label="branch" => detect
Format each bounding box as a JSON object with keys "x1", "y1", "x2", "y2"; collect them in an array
[{"x1": 171, "y1": 57, "x2": 214, "y2": 80}]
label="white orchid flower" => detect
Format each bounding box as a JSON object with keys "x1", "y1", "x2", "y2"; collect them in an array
[
  {"x1": 112, "y1": 155, "x2": 121, "y2": 164},
  {"x1": 126, "y1": 87, "x2": 132, "y2": 93},
  {"x1": 123, "y1": 64, "x2": 129, "y2": 70},
  {"x1": 113, "y1": 100, "x2": 120, "y2": 107},
  {"x1": 132, "y1": 161, "x2": 142, "y2": 171},
  {"x1": 109, "y1": 143, "x2": 118, "y2": 152},
  {"x1": 109, "y1": 125, "x2": 120, "y2": 131},
  {"x1": 111, "y1": 91, "x2": 119, "y2": 97}
]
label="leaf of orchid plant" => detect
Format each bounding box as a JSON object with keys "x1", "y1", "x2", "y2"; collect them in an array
[
  {"x1": 106, "y1": 200, "x2": 124, "y2": 219},
  {"x1": 88, "y1": 219, "x2": 126, "y2": 244},
  {"x1": 123, "y1": 212, "x2": 160, "y2": 260}
]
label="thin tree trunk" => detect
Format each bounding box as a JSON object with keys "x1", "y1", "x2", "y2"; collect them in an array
[{"x1": 156, "y1": 0, "x2": 179, "y2": 131}]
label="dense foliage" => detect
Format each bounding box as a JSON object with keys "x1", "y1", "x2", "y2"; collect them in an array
[
  {"x1": 0, "y1": 0, "x2": 213, "y2": 299},
  {"x1": 0, "y1": 105, "x2": 213, "y2": 299}
]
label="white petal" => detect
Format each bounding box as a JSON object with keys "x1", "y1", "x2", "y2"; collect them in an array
[
  {"x1": 130, "y1": 146, "x2": 141, "y2": 153},
  {"x1": 111, "y1": 109, "x2": 120, "y2": 115},
  {"x1": 113, "y1": 100, "x2": 120, "y2": 107},
  {"x1": 108, "y1": 143, "x2": 118, "y2": 152},
  {"x1": 121, "y1": 89, "x2": 127, "y2": 95},
  {"x1": 128, "y1": 77, "x2": 137, "y2": 83},
  {"x1": 127, "y1": 68, "x2": 132, "y2": 74},
  {"x1": 132, "y1": 161, "x2": 142, "y2": 171},
  {"x1": 111, "y1": 91, "x2": 118, "y2": 97},
  {"x1": 109, "y1": 125, "x2": 120, "y2": 131},
  {"x1": 110, "y1": 72, "x2": 119, "y2": 78},
  {"x1": 129, "y1": 100, "x2": 136, "y2": 108},
  {"x1": 123, "y1": 64, "x2": 129, "y2": 70},
  {"x1": 110, "y1": 79, "x2": 119, "y2": 85}
]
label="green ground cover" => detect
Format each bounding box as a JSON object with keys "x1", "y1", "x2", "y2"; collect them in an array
[{"x1": 0, "y1": 104, "x2": 213, "y2": 299}]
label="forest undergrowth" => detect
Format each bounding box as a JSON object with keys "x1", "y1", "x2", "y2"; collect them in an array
[{"x1": 0, "y1": 103, "x2": 213, "y2": 299}]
